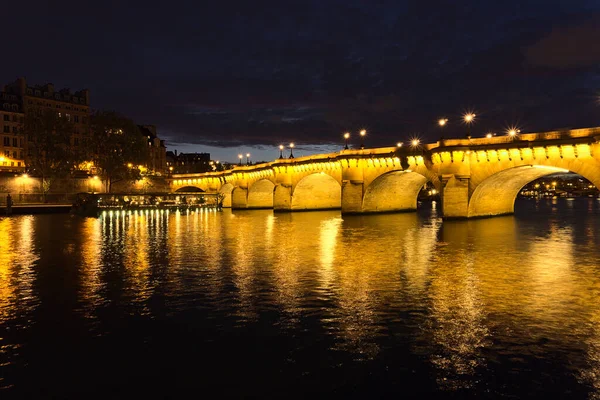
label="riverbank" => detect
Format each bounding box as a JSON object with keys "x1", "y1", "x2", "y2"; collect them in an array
[{"x1": 3, "y1": 204, "x2": 72, "y2": 215}]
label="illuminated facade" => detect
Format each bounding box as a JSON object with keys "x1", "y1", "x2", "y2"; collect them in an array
[
  {"x1": 0, "y1": 92, "x2": 25, "y2": 171},
  {"x1": 3, "y1": 77, "x2": 90, "y2": 154},
  {"x1": 170, "y1": 127, "x2": 600, "y2": 219}
]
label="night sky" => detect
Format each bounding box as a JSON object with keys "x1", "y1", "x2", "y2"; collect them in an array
[{"x1": 3, "y1": 1, "x2": 600, "y2": 162}]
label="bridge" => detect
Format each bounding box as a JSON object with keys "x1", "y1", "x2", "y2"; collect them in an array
[{"x1": 169, "y1": 127, "x2": 600, "y2": 219}]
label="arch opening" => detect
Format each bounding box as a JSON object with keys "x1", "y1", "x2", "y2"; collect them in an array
[
  {"x1": 247, "y1": 179, "x2": 275, "y2": 209},
  {"x1": 362, "y1": 171, "x2": 429, "y2": 213},
  {"x1": 218, "y1": 183, "x2": 234, "y2": 208},
  {"x1": 292, "y1": 173, "x2": 341, "y2": 210},
  {"x1": 467, "y1": 165, "x2": 600, "y2": 218},
  {"x1": 175, "y1": 186, "x2": 205, "y2": 193}
]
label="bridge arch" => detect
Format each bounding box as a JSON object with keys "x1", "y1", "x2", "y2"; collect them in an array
[
  {"x1": 218, "y1": 183, "x2": 235, "y2": 208},
  {"x1": 362, "y1": 171, "x2": 429, "y2": 213},
  {"x1": 247, "y1": 179, "x2": 275, "y2": 209},
  {"x1": 292, "y1": 172, "x2": 341, "y2": 210},
  {"x1": 175, "y1": 186, "x2": 205, "y2": 193},
  {"x1": 468, "y1": 164, "x2": 600, "y2": 218}
]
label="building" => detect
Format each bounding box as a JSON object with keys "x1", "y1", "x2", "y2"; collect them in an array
[
  {"x1": 3, "y1": 77, "x2": 90, "y2": 152},
  {"x1": 0, "y1": 92, "x2": 26, "y2": 171},
  {"x1": 166, "y1": 151, "x2": 212, "y2": 173},
  {"x1": 138, "y1": 125, "x2": 166, "y2": 174}
]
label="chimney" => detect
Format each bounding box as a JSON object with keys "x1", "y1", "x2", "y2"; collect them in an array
[{"x1": 174, "y1": 150, "x2": 178, "y2": 156}]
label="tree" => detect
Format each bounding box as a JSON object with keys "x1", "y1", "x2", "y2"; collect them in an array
[
  {"x1": 88, "y1": 111, "x2": 149, "y2": 193},
  {"x1": 24, "y1": 107, "x2": 78, "y2": 201}
]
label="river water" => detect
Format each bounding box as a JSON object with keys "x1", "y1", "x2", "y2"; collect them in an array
[{"x1": 1, "y1": 198, "x2": 600, "y2": 398}]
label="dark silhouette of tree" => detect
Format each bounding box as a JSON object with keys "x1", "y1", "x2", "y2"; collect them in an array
[
  {"x1": 23, "y1": 107, "x2": 78, "y2": 201},
  {"x1": 88, "y1": 111, "x2": 149, "y2": 193}
]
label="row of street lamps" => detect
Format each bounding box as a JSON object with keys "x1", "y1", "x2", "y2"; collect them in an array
[
  {"x1": 437, "y1": 113, "x2": 521, "y2": 139},
  {"x1": 234, "y1": 114, "x2": 523, "y2": 164}
]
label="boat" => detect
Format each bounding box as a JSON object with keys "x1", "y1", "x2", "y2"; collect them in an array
[{"x1": 72, "y1": 191, "x2": 225, "y2": 217}]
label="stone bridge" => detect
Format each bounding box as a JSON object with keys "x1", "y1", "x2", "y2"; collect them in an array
[{"x1": 169, "y1": 127, "x2": 600, "y2": 219}]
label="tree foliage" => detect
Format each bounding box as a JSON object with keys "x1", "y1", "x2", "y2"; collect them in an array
[
  {"x1": 88, "y1": 111, "x2": 149, "y2": 192},
  {"x1": 23, "y1": 107, "x2": 78, "y2": 199}
]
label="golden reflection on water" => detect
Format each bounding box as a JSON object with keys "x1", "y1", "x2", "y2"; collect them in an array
[
  {"x1": 78, "y1": 217, "x2": 103, "y2": 316},
  {"x1": 0, "y1": 217, "x2": 37, "y2": 321},
  {"x1": 1, "y1": 203, "x2": 600, "y2": 395}
]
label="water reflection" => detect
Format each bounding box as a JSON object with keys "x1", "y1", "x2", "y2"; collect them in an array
[{"x1": 0, "y1": 199, "x2": 599, "y2": 397}]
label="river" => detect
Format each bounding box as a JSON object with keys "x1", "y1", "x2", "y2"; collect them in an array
[{"x1": 1, "y1": 198, "x2": 600, "y2": 398}]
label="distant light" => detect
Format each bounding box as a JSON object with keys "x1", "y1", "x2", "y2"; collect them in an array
[
  {"x1": 397, "y1": 142, "x2": 403, "y2": 147},
  {"x1": 279, "y1": 144, "x2": 284, "y2": 150},
  {"x1": 438, "y1": 118, "x2": 448, "y2": 127},
  {"x1": 238, "y1": 154, "x2": 243, "y2": 159},
  {"x1": 22, "y1": 173, "x2": 29, "y2": 178},
  {"x1": 411, "y1": 139, "x2": 420, "y2": 147},
  {"x1": 290, "y1": 142, "x2": 295, "y2": 148},
  {"x1": 246, "y1": 153, "x2": 250, "y2": 157},
  {"x1": 93, "y1": 175, "x2": 99, "y2": 180},
  {"x1": 508, "y1": 128, "x2": 520, "y2": 137},
  {"x1": 344, "y1": 132, "x2": 350, "y2": 139},
  {"x1": 486, "y1": 133, "x2": 493, "y2": 139},
  {"x1": 127, "y1": 163, "x2": 133, "y2": 168},
  {"x1": 359, "y1": 129, "x2": 367, "y2": 137}
]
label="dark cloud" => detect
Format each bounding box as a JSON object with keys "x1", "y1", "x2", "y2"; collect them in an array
[
  {"x1": 2, "y1": 0, "x2": 600, "y2": 155},
  {"x1": 524, "y1": 14, "x2": 600, "y2": 69}
]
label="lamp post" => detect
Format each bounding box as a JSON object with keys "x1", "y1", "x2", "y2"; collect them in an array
[
  {"x1": 463, "y1": 113, "x2": 475, "y2": 138},
  {"x1": 246, "y1": 153, "x2": 250, "y2": 165},
  {"x1": 438, "y1": 118, "x2": 448, "y2": 127},
  {"x1": 359, "y1": 129, "x2": 366, "y2": 149},
  {"x1": 238, "y1": 154, "x2": 243, "y2": 166},
  {"x1": 344, "y1": 132, "x2": 350, "y2": 150},
  {"x1": 279, "y1": 145, "x2": 284, "y2": 159},
  {"x1": 397, "y1": 142, "x2": 403, "y2": 148},
  {"x1": 289, "y1": 143, "x2": 295, "y2": 159}
]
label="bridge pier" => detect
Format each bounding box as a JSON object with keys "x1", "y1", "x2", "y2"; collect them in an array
[
  {"x1": 341, "y1": 180, "x2": 364, "y2": 214},
  {"x1": 440, "y1": 174, "x2": 470, "y2": 219},
  {"x1": 231, "y1": 187, "x2": 248, "y2": 209},
  {"x1": 273, "y1": 184, "x2": 292, "y2": 212}
]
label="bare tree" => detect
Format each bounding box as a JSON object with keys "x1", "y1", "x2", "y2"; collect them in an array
[
  {"x1": 87, "y1": 111, "x2": 149, "y2": 193},
  {"x1": 23, "y1": 107, "x2": 77, "y2": 202}
]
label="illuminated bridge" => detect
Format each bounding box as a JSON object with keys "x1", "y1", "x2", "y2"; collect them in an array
[{"x1": 169, "y1": 127, "x2": 600, "y2": 219}]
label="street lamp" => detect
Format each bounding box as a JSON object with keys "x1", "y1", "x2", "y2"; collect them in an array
[
  {"x1": 438, "y1": 118, "x2": 448, "y2": 127},
  {"x1": 343, "y1": 132, "x2": 350, "y2": 150},
  {"x1": 289, "y1": 143, "x2": 295, "y2": 159},
  {"x1": 411, "y1": 138, "x2": 420, "y2": 148},
  {"x1": 238, "y1": 154, "x2": 243, "y2": 166},
  {"x1": 486, "y1": 132, "x2": 493, "y2": 139},
  {"x1": 246, "y1": 153, "x2": 250, "y2": 165},
  {"x1": 397, "y1": 142, "x2": 403, "y2": 148},
  {"x1": 508, "y1": 128, "x2": 520, "y2": 138},
  {"x1": 279, "y1": 145, "x2": 284, "y2": 159},
  {"x1": 359, "y1": 129, "x2": 366, "y2": 149},
  {"x1": 463, "y1": 113, "x2": 476, "y2": 138}
]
